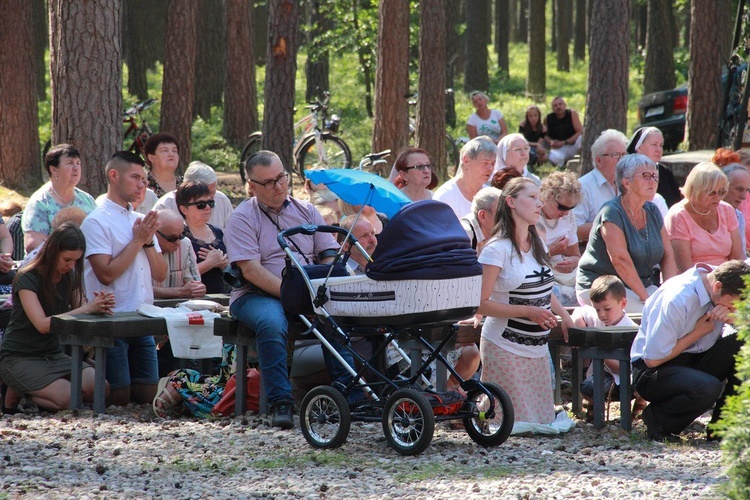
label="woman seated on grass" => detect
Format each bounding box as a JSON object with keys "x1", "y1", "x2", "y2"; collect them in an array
[{"x1": 0, "y1": 223, "x2": 115, "y2": 413}]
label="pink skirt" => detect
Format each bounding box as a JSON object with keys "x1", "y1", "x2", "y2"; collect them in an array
[{"x1": 480, "y1": 337, "x2": 555, "y2": 425}]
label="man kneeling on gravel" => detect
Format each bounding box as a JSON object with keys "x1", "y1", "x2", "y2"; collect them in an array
[{"x1": 630, "y1": 260, "x2": 749, "y2": 442}]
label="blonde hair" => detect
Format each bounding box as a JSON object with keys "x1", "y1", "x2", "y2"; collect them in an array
[
  {"x1": 683, "y1": 162, "x2": 728, "y2": 201},
  {"x1": 539, "y1": 171, "x2": 582, "y2": 204}
]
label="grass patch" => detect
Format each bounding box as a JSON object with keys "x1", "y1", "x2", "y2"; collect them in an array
[
  {"x1": 168, "y1": 457, "x2": 242, "y2": 475},
  {"x1": 394, "y1": 461, "x2": 513, "y2": 483}
]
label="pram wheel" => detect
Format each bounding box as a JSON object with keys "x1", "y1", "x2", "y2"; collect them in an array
[
  {"x1": 300, "y1": 386, "x2": 351, "y2": 449},
  {"x1": 462, "y1": 382, "x2": 514, "y2": 447},
  {"x1": 382, "y1": 388, "x2": 435, "y2": 456}
]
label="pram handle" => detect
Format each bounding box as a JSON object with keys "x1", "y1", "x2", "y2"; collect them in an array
[{"x1": 277, "y1": 224, "x2": 355, "y2": 250}]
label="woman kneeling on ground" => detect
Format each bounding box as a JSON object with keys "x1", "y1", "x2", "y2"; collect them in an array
[{"x1": 0, "y1": 223, "x2": 114, "y2": 413}]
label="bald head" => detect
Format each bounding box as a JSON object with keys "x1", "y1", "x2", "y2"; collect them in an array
[{"x1": 157, "y1": 209, "x2": 184, "y2": 233}]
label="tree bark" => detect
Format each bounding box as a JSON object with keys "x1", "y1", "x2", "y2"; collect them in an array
[
  {"x1": 31, "y1": 0, "x2": 47, "y2": 100},
  {"x1": 224, "y1": 0, "x2": 258, "y2": 149},
  {"x1": 446, "y1": 0, "x2": 461, "y2": 128},
  {"x1": 0, "y1": 0, "x2": 41, "y2": 189},
  {"x1": 49, "y1": 0, "x2": 121, "y2": 196},
  {"x1": 261, "y1": 0, "x2": 299, "y2": 171},
  {"x1": 557, "y1": 0, "x2": 571, "y2": 71},
  {"x1": 194, "y1": 0, "x2": 226, "y2": 121},
  {"x1": 123, "y1": 0, "x2": 165, "y2": 101},
  {"x1": 372, "y1": 0, "x2": 410, "y2": 167},
  {"x1": 496, "y1": 0, "x2": 510, "y2": 75},
  {"x1": 551, "y1": 0, "x2": 557, "y2": 51},
  {"x1": 305, "y1": 0, "x2": 330, "y2": 103},
  {"x1": 464, "y1": 0, "x2": 490, "y2": 92},
  {"x1": 160, "y1": 0, "x2": 198, "y2": 167},
  {"x1": 686, "y1": 0, "x2": 722, "y2": 150},
  {"x1": 254, "y1": 1, "x2": 269, "y2": 65},
  {"x1": 526, "y1": 0, "x2": 546, "y2": 99},
  {"x1": 417, "y1": 0, "x2": 447, "y2": 180},
  {"x1": 635, "y1": 2, "x2": 647, "y2": 51},
  {"x1": 573, "y1": 0, "x2": 586, "y2": 61},
  {"x1": 518, "y1": 0, "x2": 528, "y2": 43},
  {"x1": 510, "y1": 0, "x2": 518, "y2": 43},
  {"x1": 580, "y1": 0, "x2": 629, "y2": 171},
  {"x1": 643, "y1": 0, "x2": 676, "y2": 95}
]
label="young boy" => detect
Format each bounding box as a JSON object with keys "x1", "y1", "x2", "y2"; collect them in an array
[{"x1": 572, "y1": 275, "x2": 640, "y2": 414}]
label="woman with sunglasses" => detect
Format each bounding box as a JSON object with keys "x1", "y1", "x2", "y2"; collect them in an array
[
  {"x1": 665, "y1": 163, "x2": 744, "y2": 273},
  {"x1": 576, "y1": 155, "x2": 677, "y2": 312},
  {"x1": 390, "y1": 147, "x2": 437, "y2": 202},
  {"x1": 176, "y1": 181, "x2": 229, "y2": 293},
  {"x1": 537, "y1": 172, "x2": 582, "y2": 306}
]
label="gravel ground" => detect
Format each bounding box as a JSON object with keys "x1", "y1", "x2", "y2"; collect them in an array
[{"x1": 0, "y1": 402, "x2": 725, "y2": 499}]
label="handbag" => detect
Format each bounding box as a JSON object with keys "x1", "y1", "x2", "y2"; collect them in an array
[
  {"x1": 211, "y1": 368, "x2": 261, "y2": 416},
  {"x1": 280, "y1": 260, "x2": 349, "y2": 315}
]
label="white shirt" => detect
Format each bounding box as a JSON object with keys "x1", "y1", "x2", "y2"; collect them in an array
[
  {"x1": 433, "y1": 179, "x2": 472, "y2": 219},
  {"x1": 154, "y1": 190, "x2": 235, "y2": 230},
  {"x1": 81, "y1": 198, "x2": 161, "y2": 311},
  {"x1": 467, "y1": 109, "x2": 504, "y2": 142},
  {"x1": 573, "y1": 305, "x2": 637, "y2": 384},
  {"x1": 573, "y1": 168, "x2": 617, "y2": 227}
]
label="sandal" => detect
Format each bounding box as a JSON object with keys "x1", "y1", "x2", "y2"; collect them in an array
[
  {"x1": 152, "y1": 377, "x2": 184, "y2": 419},
  {"x1": 631, "y1": 394, "x2": 648, "y2": 423}
]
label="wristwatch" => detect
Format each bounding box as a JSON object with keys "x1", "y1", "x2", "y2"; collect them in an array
[{"x1": 143, "y1": 242, "x2": 155, "y2": 248}]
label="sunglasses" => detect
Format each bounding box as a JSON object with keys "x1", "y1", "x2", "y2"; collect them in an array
[
  {"x1": 557, "y1": 202, "x2": 576, "y2": 212},
  {"x1": 185, "y1": 199, "x2": 216, "y2": 210},
  {"x1": 405, "y1": 163, "x2": 434, "y2": 171},
  {"x1": 157, "y1": 229, "x2": 186, "y2": 243},
  {"x1": 707, "y1": 188, "x2": 728, "y2": 197}
]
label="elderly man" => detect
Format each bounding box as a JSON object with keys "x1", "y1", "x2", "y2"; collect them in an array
[
  {"x1": 81, "y1": 151, "x2": 167, "y2": 407},
  {"x1": 154, "y1": 161, "x2": 235, "y2": 230},
  {"x1": 433, "y1": 136, "x2": 497, "y2": 219},
  {"x1": 151, "y1": 209, "x2": 205, "y2": 299},
  {"x1": 459, "y1": 186, "x2": 501, "y2": 252},
  {"x1": 339, "y1": 215, "x2": 377, "y2": 274},
  {"x1": 544, "y1": 96, "x2": 583, "y2": 167},
  {"x1": 573, "y1": 129, "x2": 629, "y2": 242},
  {"x1": 224, "y1": 151, "x2": 339, "y2": 429},
  {"x1": 722, "y1": 164, "x2": 750, "y2": 256},
  {"x1": 632, "y1": 260, "x2": 749, "y2": 442}
]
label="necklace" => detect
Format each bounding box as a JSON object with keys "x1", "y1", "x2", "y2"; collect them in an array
[
  {"x1": 49, "y1": 185, "x2": 73, "y2": 206},
  {"x1": 689, "y1": 201, "x2": 711, "y2": 216},
  {"x1": 539, "y1": 208, "x2": 559, "y2": 230}
]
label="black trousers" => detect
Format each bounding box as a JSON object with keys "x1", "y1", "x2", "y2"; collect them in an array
[{"x1": 632, "y1": 333, "x2": 742, "y2": 435}]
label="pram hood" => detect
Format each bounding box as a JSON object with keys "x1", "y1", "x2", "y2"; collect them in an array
[{"x1": 366, "y1": 200, "x2": 482, "y2": 280}]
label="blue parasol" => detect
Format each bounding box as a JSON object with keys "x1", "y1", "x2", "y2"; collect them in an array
[{"x1": 304, "y1": 169, "x2": 411, "y2": 218}]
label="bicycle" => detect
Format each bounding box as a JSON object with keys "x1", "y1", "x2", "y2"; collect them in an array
[
  {"x1": 238, "y1": 92, "x2": 352, "y2": 184},
  {"x1": 407, "y1": 90, "x2": 460, "y2": 177},
  {"x1": 354, "y1": 149, "x2": 392, "y2": 174},
  {"x1": 123, "y1": 98, "x2": 158, "y2": 156}
]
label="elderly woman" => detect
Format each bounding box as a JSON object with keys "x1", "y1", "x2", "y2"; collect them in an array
[
  {"x1": 388, "y1": 147, "x2": 438, "y2": 202},
  {"x1": 576, "y1": 154, "x2": 677, "y2": 313},
  {"x1": 144, "y1": 133, "x2": 183, "y2": 197},
  {"x1": 627, "y1": 127, "x2": 682, "y2": 209},
  {"x1": 664, "y1": 163, "x2": 744, "y2": 273},
  {"x1": 176, "y1": 181, "x2": 229, "y2": 294},
  {"x1": 537, "y1": 172, "x2": 582, "y2": 306},
  {"x1": 493, "y1": 133, "x2": 541, "y2": 186},
  {"x1": 466, "y1": 91, "x2": 507, "y2": 143},
  {"x1": 22, "y1": 144, "x2": 97, "y2": 254}
]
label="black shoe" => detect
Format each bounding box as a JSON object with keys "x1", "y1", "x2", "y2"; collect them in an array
[
  {"x1": 1, "y1": 384, "x2": 20, "y2": 416},
  {"x1": 271, "y1": 402, "x2": 294, "y2": 430},
  {"x1": 641, "y1": 404, "x2": 680, "y2": 443}
]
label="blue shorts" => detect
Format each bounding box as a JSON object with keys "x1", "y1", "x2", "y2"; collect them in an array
[{"x1": 105, "y1": 337, "x2": 159, "y2": 389}]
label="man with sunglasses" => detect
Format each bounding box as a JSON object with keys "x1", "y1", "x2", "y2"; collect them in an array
[
  {"x1": 151, "y1": 209, "x2": 205, "y2": 299},
  {"x1": 224, "y1": 151, "x2": 339, "y2": 430}
]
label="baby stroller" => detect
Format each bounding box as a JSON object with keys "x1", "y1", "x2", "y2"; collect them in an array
[{"x1": 278, "y1": 200, "x2": 514, "y2": 455}]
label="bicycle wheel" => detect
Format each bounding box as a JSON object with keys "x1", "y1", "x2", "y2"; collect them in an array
[
  {"x1": 445, "y1": 132, "x2": 459, "y2": 177},
  {"x1": 462, "y1": 382, "x2": 514, "y2": 447},
  {"x1": 382, "y1": 388, "x2": 435, "y2": 456},
  {"x1": 239, "y1": 132, "x2": 263, "y2": 185},
  {"x1": 300, "y1": 386, "x2": 351, "y2": 450},
  {"x1": 295, "y1": 132, "x2": 352, "y2": 177}
]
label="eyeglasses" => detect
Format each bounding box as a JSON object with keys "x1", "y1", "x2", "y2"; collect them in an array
[
  {"x1": 250, "y1": 172, "x2": 290, "y2": 190},
  {"x1": 157, "y1": 230, "x2": 186, "y2": 243},
  {"x1": 185, "y1": 199, "x2": 216, "y2": 210},
  {"x1": 405, "y1": 164, "x2": 434, "y2": 171},
  {"x1": 600, "y1": 152, "x2": 627, "y2": 159},
  {"x1": 557, "y1": 202, "x2": 576, "y2": 212},
  {"x1": 511, "y1": 147, "x2": 531, "y2": 153},
  {"x1": 638, "y1": 172, "x2": 659, "y2": 182},
  {"x1": 707, "y1": 188, "x2": 728, "y2": 197}
]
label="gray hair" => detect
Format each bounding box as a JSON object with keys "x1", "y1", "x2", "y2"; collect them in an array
[
  {"x1": 471, "y1": 187, "x2": 502, "y2": 217},
  {"x1": 616, "y1": 154, "x2": 656, "y2": 194},
  {"x1": 591, "y1": 129, "x2": 628, "y2": 159},
  {"x1": 470, "y1": 90, "x2": 490, "y2": 102},
  {"x1": 723, "y1": 163, "x2": 748, "y2": 180},
  {"x1": 185, "y1": 161, "x2": 217, "y2": 184},
  {"x1": 244, "y1": 150, "x2": 280, "y2": 179},
  {"x1": 460, "y1": 136, "x2": 497, "y2": 165}
]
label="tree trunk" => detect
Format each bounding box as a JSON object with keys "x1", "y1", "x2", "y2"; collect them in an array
[
  {"x1": 496, "y1": 0, "x2": 510, "y2": 75},
  {"x1": 305, "y1": 0, "x2": 330, "y2": 103},
  {"x1": 635, "y1": 2, "x2": 647, "y2": 51},
  {"x1": 719, "y1": 0, "x2": 733, "y2": 59},
  {"x1": 551, "y1": 0, "x2": 557, "y2": 51},
  {"x1": 446, "y1": 1, "x2": 461, "y2": 128},
  {"x1": 417, "y1": 0, "x2": 447, "y2": 180},
  {"x1": 573, "y1": 0, "x2": 586, "y2": 61},
  {"x1": 682, "y1": 3, "x2": 690, "y2": 49},
  {"x1": 49, "y1": 0, "x2": 121, "y2": 196},
  {"x1": 686, "y1": 0, "x2": 722, "y2": 150},
  {"x1": 31, "y1": 0, "x2": 47, "y2": 100},
  {"x1": 254, "y1": 1, "x2": 269, "y2": 65},
  {"x1": 643, "y1": 0, "x2": 676, "y2": 95},
  {"x1": 464, "y1": 0, "x2": 490, "y2": 92},
  {"x1": 518, "y1": 0, "x2": 528, "y2": 43},
  {"x1": 557, "y1": 0, "x2": 571, "y2": 71},
  {"x1": 526, "y1": 0, "x2": 546, "y2": 99},
  {"x1": 194, "y1": 0, "x2": 226, "y2": 121},
  {"x1": 224, "y1": 0, "x2": 258, "y2": 149},
  {"x1": 509, "y1": 0, "x2": 518, "y2": 42},
  {"x1": 372, "y1": 0, "x2": 410, "y2": 167},
  {"x1": 160, "y1": 0, "x2": 197, "y2": 167},
  {"x1": 580, "y1": 0, "x2": 629, "y2": 171},
  {"x1": 261, "y1": 0, "x2": 299, "y2": 171},
  {"x1": 352, "y1": 0, "x2": 374, "y2": 117},
  {"x1": 123, "y1": 0, "x2": 165, "y2": 101},
  {"x1": 0, "y1": 0, "x2": 41, "y2": 190}
]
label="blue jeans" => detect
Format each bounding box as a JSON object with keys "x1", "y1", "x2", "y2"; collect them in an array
[
  {"x1": 106, "y1": 337, "x2": 159, "y2": 390},
  {"x1": 319, "y1": 321, "x2": 364, "y2": 402},
  {"x1": 230, "y1": 291, "x2": 292, "y2": 406}
]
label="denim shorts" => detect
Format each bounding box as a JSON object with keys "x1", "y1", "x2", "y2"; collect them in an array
[{"x1": 105, "y1": 337, "x2": 159, "y2": 389}]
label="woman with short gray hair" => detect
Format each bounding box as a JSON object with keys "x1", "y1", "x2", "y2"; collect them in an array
[{"x1": 576, "y1": 154, "x2": 677, "y2": 312}]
